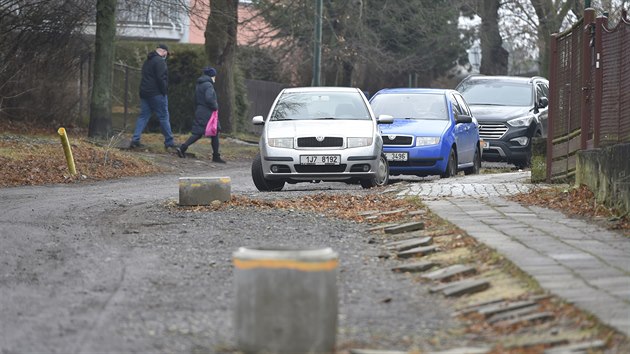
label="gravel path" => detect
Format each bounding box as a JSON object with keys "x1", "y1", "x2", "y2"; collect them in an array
[{"x1": 0, "y1": 158, "x2": 479, "y2": 353}]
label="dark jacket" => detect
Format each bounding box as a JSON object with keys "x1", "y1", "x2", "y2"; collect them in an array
[
  {"x1": 191, "y1": 74, "x2": 219, "y2": 135},
  {"x1": 139, "y1": 51, "x2": 168, "y2": 98}
]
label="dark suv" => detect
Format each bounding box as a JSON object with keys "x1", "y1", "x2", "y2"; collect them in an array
[{"x1": 455, "y1": 75, "x2": 549, "y2": 169}]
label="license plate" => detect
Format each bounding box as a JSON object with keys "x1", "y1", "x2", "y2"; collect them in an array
[
  {"x1": 481, "y1": 140, "x2": 490, "y2": 149},
  {"x1": 385, "y1": 152, "x2": 408, "y2": 161},
  {"x1": 300, "y1": 155, "x2": 340, "y2": 165}
]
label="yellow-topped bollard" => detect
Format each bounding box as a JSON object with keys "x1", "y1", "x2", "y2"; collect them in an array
[{"x1": 57, "y1": 127, "x2": 77, "y2": 175}]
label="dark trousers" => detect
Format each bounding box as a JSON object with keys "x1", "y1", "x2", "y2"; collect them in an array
[{"x1": 180, "y1": 133, "x2": 220, "y2": 158}]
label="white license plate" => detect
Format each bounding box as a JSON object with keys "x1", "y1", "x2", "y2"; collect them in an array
[
  {"x1": 300, "y1": 155, "x2": 340, "y2": 165},
  {"x1": 481, "y1": 140, "x2": 490, "y2": 149},
  {"x1": 385, "y1": 152, "x2": 408, "y2": 161}
]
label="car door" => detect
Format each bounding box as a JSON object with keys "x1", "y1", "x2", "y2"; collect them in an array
[{"x1": 449, "y1": 93, "x2": 475, "y2": 164}]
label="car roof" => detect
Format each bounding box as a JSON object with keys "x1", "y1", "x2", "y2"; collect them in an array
[
  {"x1": 281, "y1": 86, "x2": 362, "y2": 93},
  {"x1": 372, "y1": 88, "x2": 455, "y2": 95},
  {"x1": 459, "y1": 74, "x2": 548, "y2": 84}
]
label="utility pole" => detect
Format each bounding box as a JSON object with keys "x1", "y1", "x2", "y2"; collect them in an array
[{"x1": 312, "y1": 0, "x2": 322, "y2": 86}]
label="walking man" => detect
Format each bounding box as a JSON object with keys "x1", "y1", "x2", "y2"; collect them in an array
[{"x1": 130, "y1": 44, "x2": 176, "y2": 150}]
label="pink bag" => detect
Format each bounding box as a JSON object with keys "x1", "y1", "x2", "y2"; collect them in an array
[{"x1": 205, "y1": 110, "x2": 218, "y2": 137}]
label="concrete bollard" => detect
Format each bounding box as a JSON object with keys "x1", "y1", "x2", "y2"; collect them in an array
[
  {"x1": 178, "y1": 177, "x2": 231, "y2": 206},
  {"x1": 233, "y1": 247, "x2": 338, "y2": 354}
]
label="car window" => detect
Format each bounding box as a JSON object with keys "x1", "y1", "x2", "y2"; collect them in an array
[
  {"x1": 449, "y1": 93, "x2": 463, "y2": 115},
  {"x1": 370, "y1": 93, "x2": 447, "y2": 120},
  {"x1": 453, "y1": 93, "x2": 471, "y2": 116},
  {"x1": 270, "y1": 91, "x2": 371, "y2": 121},
  {"x1": 458, "y1": 80, "x2": 534, "y2": 106},
  {"x1": 536, "y1": 82, "x2": 549, "y2": 100}
]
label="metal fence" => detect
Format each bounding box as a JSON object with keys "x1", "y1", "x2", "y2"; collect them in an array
[{"x1": 547, "y1": 8, "x2": 630, "y2": 182}]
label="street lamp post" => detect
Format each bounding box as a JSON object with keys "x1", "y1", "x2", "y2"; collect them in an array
[{"x1": 312, "y1": 0, "x2": 322, "y2": 86}]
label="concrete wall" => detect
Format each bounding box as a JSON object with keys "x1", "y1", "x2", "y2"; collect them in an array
[{"x1": 576, "y1": 143, "x2": 630, "y2": 214}]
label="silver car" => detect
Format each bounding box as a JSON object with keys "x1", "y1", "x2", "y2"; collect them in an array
[{"x1": 251, "y1": 87, "x2": 393, "y2": 191}]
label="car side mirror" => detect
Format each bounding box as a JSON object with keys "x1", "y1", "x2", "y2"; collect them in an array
[
  {"x1": 377, "y1": 114, "x2": 394, "y2": 124},
  {"x1": 455, "y1": 114, "x2": 472, "y2": 124},
  {"x1": 252, "y1": 116, "x2": 265, "y2": 125},
  {"x1": 538, "y1": 97, "x2": 549, "y2": 109}
]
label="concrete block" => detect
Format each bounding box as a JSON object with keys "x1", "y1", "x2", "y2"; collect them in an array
[
  {"x1": 179, "y1": 177, "x2": 231, "y2": 206},
  {"x1": 576, "y1": 143, "x2": 630, "y2": 214}
]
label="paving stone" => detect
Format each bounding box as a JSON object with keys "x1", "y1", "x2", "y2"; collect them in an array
[
  {"x1": 385, "y1": 236, "x2": 433, "y2": 252},
  {"x1": 476, "y1": 300, "x2": 538, "y2": 317},
  {"x1": 391, "y1": 260, "x2": 438, "y2": 273},
  {"x1": 384, "y1": 221, "x2": 425, "y2": 234},
  {"x1": 367, "y1": 223, "x2": 399, "y2": 232},
  {"x1": 495, "y1": 311, "x2": 554, "y2": 327},
  {"x1": 543, "y1": 340, "x2": 606, "y2": 354},
  {"x1": 430, "y1": 279, "x2": 490, "y2": 297},
  {"x1": 380, "y1": 208, "x2": 408, "y2": 215},
  {"x1": 487, "y1": 304, "x2": 540, "y2": 324},
  {"x1": 452, "y1": 298, "x2": 507, "y2": 316},
  {"x1": 426, "y1": 348, "x2": 491, "y2": 354},
  {"x1": 396, "y1": 245, "x2": 439, "y2": 259},
  {"x1": 421, "y1": 264, "x2": 477, "y2": 282},
  {"x1": 407, "y1": 209, "x2": 427, "y2": 216}
]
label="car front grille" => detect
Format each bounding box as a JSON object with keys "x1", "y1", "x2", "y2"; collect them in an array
[
  {"x1": 382, "y1": 135, "x2": 413, "y2": 146},
  {"x1": 297, "y1": 137, "x2": 344, "y2": 148},
  {"x1": 479, "y1": 123, "x2": 508, "y2": 140},
  {"x1": 294, "y1": 164, "x2": 347, "y2": 173}
]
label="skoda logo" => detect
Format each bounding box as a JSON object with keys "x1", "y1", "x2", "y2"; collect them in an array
[
  {"x1": 316, "y1": 136, "x2": 325, "y2": 142},
  {"x1": 388, "y1": 135, "x2": 397, "y2": 140}
]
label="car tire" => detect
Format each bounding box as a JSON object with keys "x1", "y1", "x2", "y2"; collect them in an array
[
  {"x1": 440, "y1": 148, "x2": 457, "y2": 178},
  {"x1": 360, "y1": 153, "x2": 389, "y2": 189},
  {"x1": 464, "y1": 146, "x2": 481, "y2": 175},
  {"x1": 515, "y1": 130, "x2": 541, "y2": 169},
  {"x1": 251, "y1": 153, "x2": 285, "y2": 192}
]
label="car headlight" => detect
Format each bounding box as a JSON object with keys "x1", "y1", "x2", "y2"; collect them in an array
[
  {"x1": 415, "y1": 137, "x2": 440, "y2": 146},
  {"x1": 347, "y1": 137, "x2": 373, "y2": 148},
  {"x1": 507, "y1": 115, "x2": 534, "y2": 127},
  {"x1": 268, "y1": 138, "x2": 294, "y2": 148}
]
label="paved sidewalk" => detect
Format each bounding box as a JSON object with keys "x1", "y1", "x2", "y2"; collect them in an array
[{"x1": 392, "y1": 172, "x2": 630, "y2": 337}]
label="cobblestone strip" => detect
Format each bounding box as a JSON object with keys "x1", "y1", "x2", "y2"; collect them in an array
[{"x1": 387, "y1": 172, "x2": 630, "y2": 337}]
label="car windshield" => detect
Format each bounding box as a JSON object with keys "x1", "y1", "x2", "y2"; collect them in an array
[
  {"x1": 270, "y1": 91, "x2": 371, "y2": 121},
  {"x1": 370, "y1": 93, "x2": 447, "y2": 120},
  {"x1": 458, "y1": 81, "x2": 533, "y2": 106}
]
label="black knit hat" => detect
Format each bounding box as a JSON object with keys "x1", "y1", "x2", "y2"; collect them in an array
[
  {"x1": 157, "y1": 44, "x2": 169, "y2": 53},
  {"x1": 203, "y1": 66, "x2": 217, "y2": 77}
]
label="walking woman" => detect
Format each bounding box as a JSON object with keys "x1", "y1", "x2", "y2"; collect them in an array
[{"x1": 176, "y1": 66, "x2": 225, "y2": 163}]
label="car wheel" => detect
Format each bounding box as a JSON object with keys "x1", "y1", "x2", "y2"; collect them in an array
[
  {"x1": 440, "y1": 148, "x2": 457, "y2": 178},
  {"x1": 251, "y1": 153, "x2": 285, "y2": 192},
  {"x1": 360, "y1": 153, "x2": 389, "y2": 189},
  {"x1": 464, "y1": 146, "x2": 481, "y2": 175}
]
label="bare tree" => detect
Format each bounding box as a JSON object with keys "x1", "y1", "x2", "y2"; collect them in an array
[
  {"x1": 88, "y1": 0, "x2": 117, "y2": 139},
  {"x1": 0, "y1": 0, "x2": 92, "y2": 123}
]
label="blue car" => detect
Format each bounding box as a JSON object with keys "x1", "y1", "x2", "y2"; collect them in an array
[{"x1": 369, "y1": 88, "x2": 481, "y2": 178}]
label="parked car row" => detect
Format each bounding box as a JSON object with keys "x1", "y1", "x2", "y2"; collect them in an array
[{"x1": 250, "y1": 75, "x2": 549, "y2": 192}]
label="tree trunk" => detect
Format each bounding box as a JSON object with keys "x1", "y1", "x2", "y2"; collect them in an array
[
  {"x1": 479, "y1": 0, "x2": 508, "y2": 75},
  {"x1": 531, "y1": 0, "x2": 568, "y2": 78},
  {"x1": 88, "y1": 0, "x2": 116, "y2": 139},
  {"x1": 205, "y1": 0, "x2": 238, "y2": 134}
]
